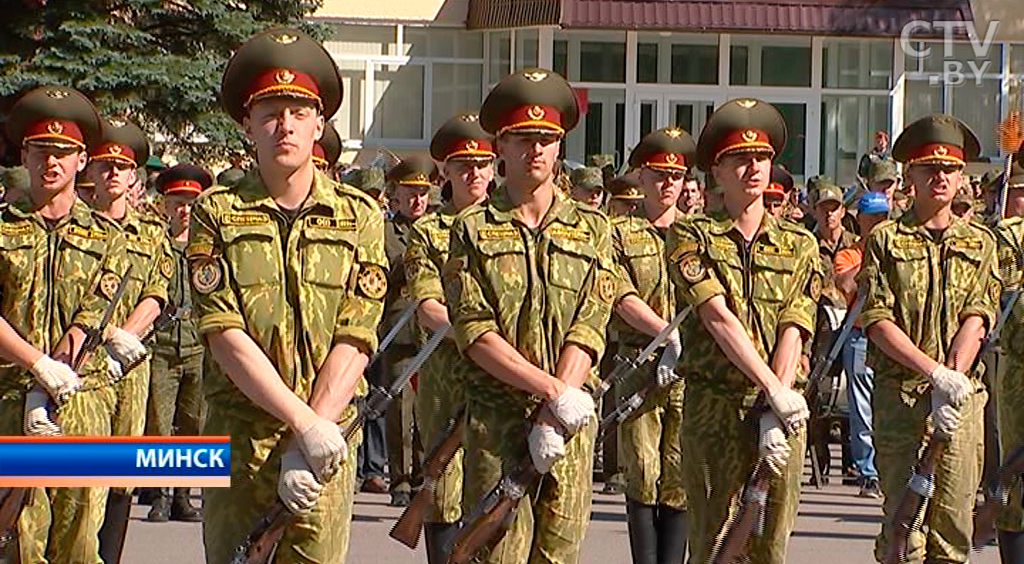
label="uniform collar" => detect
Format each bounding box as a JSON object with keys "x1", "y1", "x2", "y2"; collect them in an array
[
  {"x1": 486, "y1": 183, "x2": 582, "y2": 228},
  {"x1": 7, "y1": 192, "x2": 100, "y2": 230},
  {"x1": 231, "y1": 169, "x2": 339, "y2": 215},
  {"x1": 896, "y1": 208, "x2": 975, "y2": 240},
  {"x1": 706, "y1": 209, "x2": 787, "y2": 246}
]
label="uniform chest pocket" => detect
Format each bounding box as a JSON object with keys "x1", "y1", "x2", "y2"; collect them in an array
[
  {"x1": 300, "y1": 227, "x2": 357, "y2": 288},
  {"x1": 751, "y1": 252, "x2": 798, "y2": 302},
  {"x1": 0, "y1": 235, "x2": 35, "y2": 274},
  {"x1": 547, "y1": 235, "x2": 596, "y2": 292},
  {"x1": 59, "y1": 232, "x2": 107, "y2": 283},
  {"x1": 889, "y1": 245, "x2": 929, "y2": 293},
  {"x1": 221, "y1": 224, "x2": 280, "y2": 287},
  {"x1": 623, "y1": 242, "x2": 662, "y2": 290},
  {"x1": 477, "y1": 236, "x2": 527, "y2": 296},
  {"x1": 945, "y1": 243, "x2": 983, "y2": 297},
  {"x1": 705, "y1": 244, "x2": 743, "y2": 294},
  {"x1": 125, "y1": 236, "x2": 156, "y2": 280}
]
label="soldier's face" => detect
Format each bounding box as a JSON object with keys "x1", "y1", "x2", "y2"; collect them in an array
[
  {"x1": 22, "y1": 144, "x2": 87, "y2": 194},
  {"x1": 711, "y1": 152, "x2": 772, "y2": 199},
  {"x1": 394, "y1": 185, "x2": 430, "y2": 220},
  {"x1": 163, "y1": 194, "x2": 193, "y2": 233},
  {"x1": 868, "y1": 178, "x2": 898, "y2": 201},
  {"x1": 90, "y1": 160, "x2": 137, "y2": 202},
  {"x1": 570, "y1": 185, "x2": 603, "y2": 207},
  {"x1": 244, "y1": 98, "x2": 324, "y2": 171},
  {"x1": 640, "y1": 167, "x2": 684, "y2": 208},
  {"x1": 445, "y1": 159, "x2": 493, "y2": 203},
  {"x1": 814, "y1": 200, "x2": 844, "y2": 230},
  {"x1": 906, "y1": 163, "x2": 963, "y2": 206},
  {"x1": 496, "y1": 132, "x2": 561, "y2": 185},
  {"x1": 679, "y1": 180, "x2": 702, "y2": 209}
]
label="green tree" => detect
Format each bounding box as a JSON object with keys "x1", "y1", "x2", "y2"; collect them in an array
[{"x1": 0, "y1": 0, "x2": 326, "y2": 165}]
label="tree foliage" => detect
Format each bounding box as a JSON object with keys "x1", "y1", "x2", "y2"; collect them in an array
[{"x1": 0, "y1": 0, "x2": 326, "y2": 165}]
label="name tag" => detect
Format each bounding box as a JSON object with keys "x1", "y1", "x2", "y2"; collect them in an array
[
  {"x1": 306, "y1": 216, "x2": 356, "y2": 231},
  {"x1": 221, "y1": 213, "x2": 269, "y2": 226},
  {"x1": 548, "y1": 226, "x2": 590, "y2": 242},
  {"x1": 478, "y1": 227, "x2": 517, "y2": 241},
  {"x1": 67, "y1": 225, "x2": 106, "y2": 240},
  {"x1": 0, "y1": 222, "x2": 31, "y2": 236}
]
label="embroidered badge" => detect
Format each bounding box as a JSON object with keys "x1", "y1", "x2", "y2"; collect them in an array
[
  {"x1": 357, "y1": 265, "x2": 388, "y2": 300},
  {"x1": 680, "y1": 254, "x2": 706, "y2": 283},
  {"x1": 808, "y1": 272, "x2": 823, "y2": 301},
  {"x1": 160, "y1": 256, "x2": 174, "y2": 279},
  {"x1": 597, "y1": 271, "x2": 616, "y2": 303},
  {"x1": 99, "y1": 272, "x2": 122, "y2": 300},
  {"x1": 990, "y1": 280, "x2": 1001, "y2": 304},
  {"x1": 191, "y1": 257, "x2": 222, "y2": 294}
]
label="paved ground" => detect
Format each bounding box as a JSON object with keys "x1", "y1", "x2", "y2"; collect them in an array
[{"x1": 123, "y1": 472, "x2": 1004, "y2": 564}]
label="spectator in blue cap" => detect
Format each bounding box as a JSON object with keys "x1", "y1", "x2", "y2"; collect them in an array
[{"x1": 831, "y1": 189, "x2": 889, "y2": 499}]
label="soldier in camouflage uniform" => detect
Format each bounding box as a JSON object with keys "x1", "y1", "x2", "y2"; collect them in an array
[
  {"x1": 402, "y1": 113, "x2": 495, "y2": 563},
  {"x1": 144, "y1": 164, "x2": 213, "y2": 523},
  {"x1": 0, "y1": 86, "x2": 130, "y2": 564},
  {"x1": 990, "y1": 157, "x2": 1024, "y2": 562},
  {"x1": 193, "y1": 28, "x2": 386, "y2": 564},
  {"x1": 611, "y1": 127, "x2": 696, "y2": 564},
  {"x1": 861, "y1": 115, "x2": 999, "y2": 564},
  {"x1": 444, "y1": 68, "x2": 616, "y2": 564},
  {"x1": 85, "y1": 118, "x2": 175, "y2": 563},
  {"x1": 665, "y1": 98, "x2": 820, "y2": 564},
  {"x1": 383, "y1": 155, "x2": 437, "y2": 506},
  {"x1": 569, "y1": 166, "x2": 605, "y2": 208},
  {"x1": 607, "y1": 171, "x2": 643, "y2": 218}
]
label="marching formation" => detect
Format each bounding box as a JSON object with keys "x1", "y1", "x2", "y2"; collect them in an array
[{"x1": 0, "y1": 24, "x2": 1022, "y2": 564}]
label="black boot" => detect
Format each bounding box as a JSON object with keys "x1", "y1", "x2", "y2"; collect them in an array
[
  {"x1": 424, "y1": 521, "x2": 461, "y2": 564},
  {"x1": 136, "y1": 487, "x2": 156, "y2": 505},
  {"x1": 170, "y1": 487, "x2": 203, "y2": 522},
  {"x1": 655, "y1": 505, "x2": 688, "y2": 564},
  {"x1": 146, "y1": 488, "x2": 171, "y2": 522},
  {"x1": 627, "y1": 498, "x2": 658, "y2": 564},
  {"x1": 98, "y1": 490, "x2": 132, "y2": 564},
  {"x1": 998, "y1": 529, "x2": 1024, "y2": 564}
]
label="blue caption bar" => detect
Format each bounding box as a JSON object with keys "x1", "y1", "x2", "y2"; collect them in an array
[{"x1": 0, "y1": 437, "x2": 231, "y2": 477}]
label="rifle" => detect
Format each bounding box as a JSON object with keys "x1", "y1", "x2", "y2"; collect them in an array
[
  {"x1": 707, "y1": 459, "x2": 773, "y2": 564},
  {"x1": 231, "y1": 322, "x2": 450, "y2": 564},
  {"x1": 390, "y1": 404, "x2": 467, "y2": 548},
  {"x1": 595, "y1": 382, "x2": 655, "y2": 444},
  {"x1": 0, "y1": 265, "x2": 134, "y2": 546},
  {"x1": 883, "y1": 432, "x2": 949, "y2": 564},
  {"x1": 973, "y1": 443, "x2": 1024, "y2": 548},
  {"x1": 117, "y1": 304, "x2": 192, "y2": 376},
  {"x1": 446, "y1": 307, "x2": 691, "y2": 564},
  {"x1": 805, "y1": 291, "x2": 866, "y2": 489}
]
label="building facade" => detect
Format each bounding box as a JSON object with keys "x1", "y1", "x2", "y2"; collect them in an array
[{"x1": 317, "y1": 0, "x2": 1024, "y2": 186}]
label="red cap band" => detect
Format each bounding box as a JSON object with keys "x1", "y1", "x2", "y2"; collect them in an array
[
  {"x1": 163, "y1": 179, "x2": 203, "y2": 196},
  {"x1": 444, "y1": 138, "x2": 495, "y2": 161},
  {"x1": 642, "y1": 152, "x2": 688, "y2": 171},
  {"x1": 713, "y1": 128, "x2": 774, "y2": 163},
  {"x1": 496, "y1": 105, "x2": 563, "y2": 136},
  {"x1": 90, "y1": 142, "x2": 137, "y2": 165},
  {"x1": 246, "y1": 68, "x2": 321, "y2": 108},
  {"x1": 905, "y1": 143, "x2": 965, "y2": 166},
  {"x1": 23, "y1": 119, "x2": 85, "y2": 148}
]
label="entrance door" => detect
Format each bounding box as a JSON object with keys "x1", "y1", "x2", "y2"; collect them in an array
[{"x1": 634, "y1": 94, "x2": 716, "y2": 151}]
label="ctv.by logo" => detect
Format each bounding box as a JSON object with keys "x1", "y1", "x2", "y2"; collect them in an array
[{"x1": 899, "y1": 20, "x2": 1000, "y2": 86}]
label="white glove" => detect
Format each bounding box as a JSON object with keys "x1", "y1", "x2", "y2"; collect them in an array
[
  {"x1": 29, "y1": 355, "x2": 81, "y2": 404},
  {"x1": 527, "y1": 424, "x2": 566, "y2": 474},
  {"x1": 547, "y1": 386, "x2": 595, "y2": 433},
  {"x1": 278, "y1": 445, "x2": 323, "y2": 515},
  {"x1": 928, "y1": 365, "x2": 973, "y2": 407},
  {"x1": 655, "y1": 329, "x2": 682, "y2": 388},
  {"x1": 295, "y1": 417, "x2": 347, "y2": 482},
  {"x1": 931, "y1": 392, "x2": 963, "y2": 436},
  {"x1": 759, "y1": 412, "x2": 792, "y2": 477},
  {"x1": 767, "y1": 386, "x2": 810, "y2": 432},
  {"x1": 23, "y1": 387, "x2": 61, "y2": 436},
  {"x1": 106, "y1": 355, "x2": 124, "y2": 382},
  {"x1": 104, "y1": 327, "x2": 148, "y2": 367}
]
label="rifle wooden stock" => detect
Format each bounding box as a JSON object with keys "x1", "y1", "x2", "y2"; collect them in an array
[
  {"x1": 390, "y1": 414, "x2": 466, "y2": 548},
  {"x1": 448, "y1": 466, "x2": 538, "y2": 564},
  {"x1": 973, "y1": 443, "x2": 1024, "y2": 548},
  {"x1": 230, "y1": 501, "x2": 288, "y2": 564},
  {"x1": 708, "y1": 461, "x2": 772, "y2": 564},
  {"x1": 884, "y1": 435, "x2": 948, "y2": 564}
]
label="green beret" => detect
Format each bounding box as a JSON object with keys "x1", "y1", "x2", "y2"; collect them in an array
[
  {"x1": 893, "y1": 114, "x2": 980, "y2": 166},
  {"x1": 480, "y1": 68, "x2": 579, "y2": 136},
  {"x1": 90, "y1": 118, "x2": 149, "y2": 168},
  {"x1": 696, "y1": 98, "x2": 786, "y2": 171},
  {"x1": 221, "y1": 27, "x2": 343, "y2": 123},
  {"x1": 431, "y1": 114, "x2": 495, "y2": 162},
  {"x1": 629, "y1": 127, "x2": 697, "y2": 172},
  {"x1": 570, "y1": 167, "x2": 604, "y2": 190},
  {"x1": 313, "y1": 121, "x2": 341, "y2": 171},
  {"x1": 386, "y1": 155, "x2": 438, "y2": 189},
  {"x1": 6, "y1": 86, "x2": 101, "y2": 150}
]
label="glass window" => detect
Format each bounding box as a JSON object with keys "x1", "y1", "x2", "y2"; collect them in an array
[
  {"x1": 774, "y1": 103, "x2": 806, "y2": 174},
  {"x1": 904, "y1": 80, "x2": 944, "y2": 124},
  {"x1": 952, "y1": 79, "x2": 1000, "y2": 157},
  {"x1": 563, "y1": 89, "x2": 625, "y2": 165},
  {"x1": 730, "y1": 36, "x2": 810, "y2": 87},
  {"x1": 405, "y1": 28, "x2": 483, "y2": 59},
  {"x1": 554, "y1": 40, "x2": 568, "y2": 78},
  {"x1": 820, "y1": 95, "x2": 891, "y2": 185},
  {"x1": 516, "y1": 29, "x2": 539, "y2": 70},
  {"x1": 907, "y1": 41, "x2": 1002, "y2": 75},
  {"x1": 336, "y1": 59, "x2": 366, "y2": 140},
  {"x1": 325, "y1": 24, "x2": 394, "y2": 57},
  {"x1": 370, "y1": 64, "x2": 424, "y2": 139},
  {"x1": 823, "y1": 40, "x2": 893, "y2": 90},
  {"x1": 670, "y1": 44, "x2": 718, "y2": 84},
  {"x1": 580, "y1": 41, "x2": 626, "y2": 82},
  {"x1": 1011, "y1": 45, "x2": 1024, "y2": 76},
  {"x1": 488, "y1": 31, "x2": 511, "y2": 83},
  {"x1": 637, "y1": 43, "x2": 659, "y2": 83},
  {"x1": 431, "y1": 64, "x2": 483, "y2": 135}
]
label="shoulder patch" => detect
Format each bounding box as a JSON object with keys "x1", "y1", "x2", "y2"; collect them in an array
[
  {"x1": 597, "y1": 271, "x2": 616, "y2": 303},
  {"x1": 679, "y1": 254, "x2": 707, "y2": 283},
  {"x1": 669, "y1": 240, "x2": 700, "y2": 262},
  {"x1": 160, "y1": 256, "x2": 174, "y2": 279},
  {"x1": 356, "y1": 264, "x2": 388, "y2": 299},
  {"x1": 808, "y1": 271, "x2": 823, "y2": 301},
  {"x1": 990, "y1": 280, "x2": 1001, "y2": 304},
  {"x1": 191, "y1": 257, "x2": 222, "y2": 294}
]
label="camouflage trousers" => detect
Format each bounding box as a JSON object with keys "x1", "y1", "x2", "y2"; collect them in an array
[
  {"x1": 463, "y1": 394, "x2": 596, "y2": 564},
  {"x1": 616, "y1": 374, "x2": 686, "y2": 509},
  {"x1": 384, "y1": 346, "x2": 422, "y2": 492},
  {"x1": 0, "y1": 379, "x2": 121, "y2": 564},
  {"x1": 680, "y1": 382, "x2": 805, "y2": 564},
  {"x1": 145, "y1": 349, "x2": 204, "y2": 437},
  {"x1": 415, "y1": 344, "x2": 466, "y2": 524},
  {"x1": 873, "y1": 376, "x2": 986, "y2": 563},
  {"x1": 998, "y1": 345, "x2": 1024, "y2": 532},
  {"x1": 202, "y1": 405, "x2": 361, "y2": 564}
]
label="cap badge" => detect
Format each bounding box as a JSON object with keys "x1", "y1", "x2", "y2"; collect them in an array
[
  {"x1": 47, "y1": 121, "x2": 64, "y2": 135},
  {"x1": 527, "y1": 106, "x2": 546, "y2": 120},
  {"x1": 272, "y1": 33, "x2": 298, "y2": 44},
  {"x1": 737, "y1": 99, "x2": 757, "y2": 109},
  {"x1": 45, "y1": 90, "x2": 68, "y2": 99},
  {"x1": 109, "y1": 145, "x2": 123, "y2": 155},
  {"x1": 666, "y1": 153, "x2": 679, "y2": 164},
  {"x1": 524, "y1": 71, "x2": 548, "y2": 82},
  {"x1": 412, "y1": 173, "x2": 428, "y2": 183},
  {"x1": 465, "y1": 139, "x2": 479, "y2": 151},
  {"x1": 109, "y1": 119, "x2": 126, "y2": 128},
  {"x1": 666, "y1": 128, "x2": 682, "y2": 138},
  {"x1": 275, "y1": 69, "x2": 295, "y2": 85},
  {"x1": 460, "y1": 114, "x2": 479, "y2": 122},
  {"x1": 934, "y1": 145, "x2": 949, "y2": 157},
  {"x1": 626, "y1": 188, "x2": 640, "y2": 197},
  {"x1": 742, "y1": 130, "x2": 758, "y2": 143}
]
